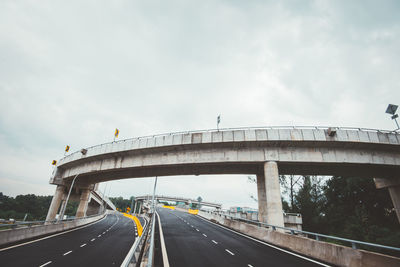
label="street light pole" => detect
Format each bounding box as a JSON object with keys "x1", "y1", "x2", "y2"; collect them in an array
[
  {"x1": 58, "y1": 173, "x2": 80, "y2": 222},
  {"x1": 151, "y1": 177, "x2": 158, "y2": 214}
]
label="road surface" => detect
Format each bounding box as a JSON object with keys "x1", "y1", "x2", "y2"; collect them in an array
[
  {"x1": 0, "y1": 213, "x2": 137, "y2": 267},
  {"x1": 157, "y1": 208, "x2": 329, "y2": 267}
]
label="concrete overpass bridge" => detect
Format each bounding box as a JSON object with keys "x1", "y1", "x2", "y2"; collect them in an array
[
  {"x1": 46, "y1": 126, "x2": 400, "y2": 225},
  {"x1": 135, "y1": 194, "x2": 222, "y2": 209}
]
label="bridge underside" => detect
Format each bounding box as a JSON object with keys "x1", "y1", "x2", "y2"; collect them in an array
[{"x1": 57, "y1": 161, "x2": 400, "y2": 185}]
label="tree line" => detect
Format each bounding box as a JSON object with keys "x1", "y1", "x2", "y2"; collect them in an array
[{"x1": 279, "y1": 175, "x2": 400, "y2": 251}]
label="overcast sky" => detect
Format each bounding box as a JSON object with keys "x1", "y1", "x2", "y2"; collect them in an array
[{"x1": 1, "y1": 0, "x2": 399, "y2": 209}]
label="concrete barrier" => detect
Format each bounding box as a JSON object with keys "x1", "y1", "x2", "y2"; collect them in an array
[
  {"x1": 198, "y1": 211, "x2": 400, "y2": 267},
  {"x1": 0, "y1": 213, "x2": 106, "y2": 247}
]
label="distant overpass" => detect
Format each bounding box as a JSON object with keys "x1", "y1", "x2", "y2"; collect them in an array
[
  {"x1": 135, "y1": 195, "x2": 222, "y2": 208},
  {"x1": 46, "y1": 126, "x2": 400, "y2": 225}
]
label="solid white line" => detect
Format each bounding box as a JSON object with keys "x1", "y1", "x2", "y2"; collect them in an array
[
  {"x1": 63, "y1": 250, "x2": 72, "y2": 256},
  {"x1": 203, "y1": 234, "x2": 207, "y2": 237},
  {"x1": 91, "y1": 238, "x2": 96, "y2": 242},
  {"x1": 156, "y1": 211, "x2": 170, "y2": 267},
  {"x1": 80, "y1": 243, "x2": 87, "y2": 247},
  {"x1": 212, "y1": 240, "x2": 218, "y2": 244},
  {"x1": 197, "y1": 215, "x2": 330, "y2": 267},
  {"x1": 39, "y1": 261, "x2": 52, "y2": 267},
  {"x1": 225, "y1": 249, "x2": 234, "y2": 255},
  {"x1": 0, "y1": 214, "x2": 108, "y2": 252}
]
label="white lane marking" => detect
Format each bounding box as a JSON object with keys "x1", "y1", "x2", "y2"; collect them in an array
[
  {"x1": 248, "y1": 265, "x2": 254, "y2": 267},
  {"x1": 212, "y1": 240, "x2": 218, "y2": 244},
  {"x1": 103, "y1": 232, "x2": 106, "y2": 234},
  {"x1": 91, "y1": 238, "x2": 96, "y2": 242},
  {"x1": 225, "y1": 249, "x2": 234, "y2": 255},
  {"x1": 202, "y1": 234, "x2": 207, "y2": 237},
  {"x1": 156, "y1": 211, "x2": 171, "y2": 267},
  {"x1": 0, "y1": 214, "x2": 108, "y2": 252},
  {"x1": 191, "y1": 225, "x2": 193, "y2": 227},
  {"x1": 98, "y1": 235, "x2": 101, "y2": 237},
  {"x1": 63, "y1": 250, "x2": 72, "y2": 256},
  {"x1": 196, "y1": 229, "x2": 199, "y2": 231},
  {"x1": 39, "y1": 261, "x2": 52, "y2": 267},
  {"x1": 196, "y1": 215, "x2": 330, "y2": 267},
  {"x1": 80, "y1": 243, "x2": 87, "y2": 247}
]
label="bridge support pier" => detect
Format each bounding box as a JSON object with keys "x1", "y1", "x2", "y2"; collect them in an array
[
  {"x1": 76, "y1": 189, "x2": 90, "y2": 218},
  {"x1": 257, "y1": 161, "x2": 284, "y2": 227},
  {"x1": 374, "y1": 178, "x2": 400, "y2": 223},
  {"x1": 45, "y1": 185, "x2": 66, "y2": 222}
]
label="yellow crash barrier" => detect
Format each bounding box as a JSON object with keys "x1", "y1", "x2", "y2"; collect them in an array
[
  {"x1": 188, "y1": 209, "x2": 199, "y2": 215},
  {"x1": 123, "y1": 213, "x2": 143, "y2": 236},
  {"x1": 163, "y1": 205, "x2": 176, "y2": 210}
]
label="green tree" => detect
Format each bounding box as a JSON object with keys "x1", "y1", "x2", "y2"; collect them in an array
[
  {"x1": 323, "y1": 176, "x2": 400, "y2": 249},
  {"x1": 293, "y1": 176, "x2": 325, "y2": 233}
]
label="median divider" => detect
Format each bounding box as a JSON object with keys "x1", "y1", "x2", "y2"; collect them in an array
[
  {"x1": 162, "y1": 205, "x2": 176, "y2": 210},
  {"x1": 122, "y1": 213, "x2": 143, "y2": 236}
]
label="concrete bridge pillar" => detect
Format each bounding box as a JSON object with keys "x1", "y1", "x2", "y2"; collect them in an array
[
  {"x1": 257, "y1": 161, "x2": 284, "y2": 227},
  {"x1": 76, "y1": 189, "x2": 90, "y2": 218},
  {"x1": 374, "y1": 178, "x2": 400, "y2": 223},
  {"x1": 45, "y1": 185, "x2": 66, "y2": 222}
]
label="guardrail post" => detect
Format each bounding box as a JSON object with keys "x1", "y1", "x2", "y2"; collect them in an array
[{"x1": 352, "y1": 242, "x2": 357, "y2": 249}]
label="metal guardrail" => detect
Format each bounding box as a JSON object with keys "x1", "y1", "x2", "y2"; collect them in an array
[
  {"x1": 0, "y1": 212, "x2": 106, "y2": 230},
  {"x1": 121, "y1": 214, "x2": 151, "y2": 266},
  {"x1": 61, "y1": 125, "x2": 400, "y2": 162},
  {"x1": 204, "y1": 211, "x2": 400, "y2": 252}
]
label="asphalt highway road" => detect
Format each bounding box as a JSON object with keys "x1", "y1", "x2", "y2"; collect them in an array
[
  {"x1": 0, "y1": 213, "x2": 137, "y2": 267},
  {"x1": 157, "y1": 208, "x2": 330, "y2": 267}
]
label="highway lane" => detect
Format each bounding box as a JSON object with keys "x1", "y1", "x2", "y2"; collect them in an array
[
  {"x1": 157, "y1": 208, "x2": 329, "y2": 267},
  {"x1": 0, "y1": 212, "x2": 137, "y2": 267}
]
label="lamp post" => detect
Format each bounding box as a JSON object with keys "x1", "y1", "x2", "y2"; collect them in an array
[
  {"x1": 385, "y1": 104, "x2": 399, "y2": 130},
  {"x1": 217, "y1": 115, "x2": 221, "y2": 131},
  {"x1": 58, "y1": 173, "x2": 80, "y2": 222}
]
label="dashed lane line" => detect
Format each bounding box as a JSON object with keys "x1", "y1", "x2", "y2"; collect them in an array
[
  {"x1": 39, "y1": 261, "x2": 52, "y2": 267},
  {"x1": 225, "y1": 249, "x2": 235, "y2": 256},
  {"x1": 91, "y1": 238, "x2": 96, "y2": 242},
  {"x1": 196, "y1": 215, "x2": 330, "y2": 267},
  {"x1": 248, "y1": 264, "x2": 254, "y2": 267},
  {"x1": 212, "y1": 240, "x2": 218, "y2": 244},
  {"x1": 196, "y1": 229, "x2": 199, "y2": 231},
  {"x1": 98, "y1": 235, "x2": 102, "y2": 238},
  {"x1": 0, "y1": 214, "x2": 108, "y2": 252},
  {"x1": 63, "y1": 250, "x2": 72, "y2": 256},
  {"x1": 202, "y1": 234, "x2": 207, "y2": 237},
  {"x1": 80, "y1": 243, "x2": 87, "y2": 247}
]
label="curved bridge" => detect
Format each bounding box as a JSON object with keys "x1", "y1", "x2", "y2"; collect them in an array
[
  {"x1": 135, "y1": 194, "x2": 222, "y2": 208},
  {"x1": 46, "y1": 126, "x2": 400, "y2": 225}
]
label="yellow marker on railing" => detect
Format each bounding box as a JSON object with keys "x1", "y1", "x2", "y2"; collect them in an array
[
  {"x1": 122, "y1": 213, "x2": 143, "y2": 236},
  {"x1": 188, "y1": 209, "x2": 199, "y2": 215}
]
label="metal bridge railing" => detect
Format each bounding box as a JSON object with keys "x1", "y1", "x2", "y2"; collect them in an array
[
  {"x1": 203, "y1": 210, "x2": 400, "y2": 253},
  {"x1": 60, "y1": 125, "x2": 399, "y2": 163}
]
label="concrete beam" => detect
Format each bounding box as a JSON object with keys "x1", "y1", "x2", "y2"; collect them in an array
[
  {"x1": 45, "y1": 185, "x2": 66, "y2": 222},
  {"x1": 374, "y1": 178, "x2": 400, "y2": 224},
  {"x1": 76, "y1": 189, "x2": 90, "y2": 218},
  {"x1": 264, "y1": 161, "x2": 284, "y2": 227}
]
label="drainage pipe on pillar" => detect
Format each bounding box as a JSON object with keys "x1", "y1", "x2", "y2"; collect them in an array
[{"x1": 58, "y1": 173, "x2": 80, "y2": 222}]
